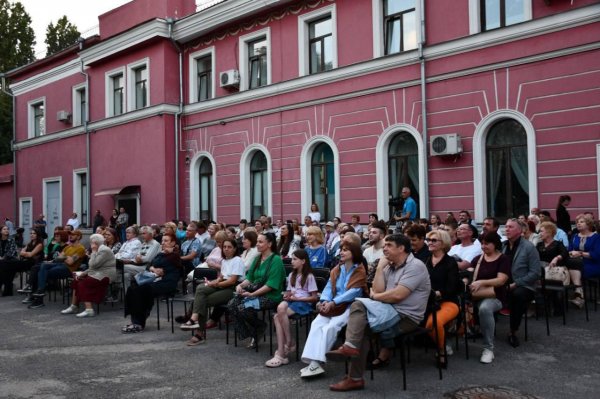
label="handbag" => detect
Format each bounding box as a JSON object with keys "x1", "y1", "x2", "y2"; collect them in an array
[
  {"x1": 318, "y1": 302, "x2": 348, "y2": 317},
  {"x1": 135, "y1": 270, "x2": 157, "y2": 286},
  {"x1": 243, "y1": 254, "x2": 273, "y2": 293},
  {"x1": 543, "y1": 263, "x2": 571, "y2": 286},
  {"x1": 471, "y1": 255, "x2": 496, "y2": 300}
]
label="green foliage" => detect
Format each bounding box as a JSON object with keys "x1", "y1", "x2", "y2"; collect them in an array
[
  {"x1": 0, "y1": 0, "x2": 36, "y2": 164},
  {"x1": 45, "y1": 15, "x2": 80, "y2": 56}
]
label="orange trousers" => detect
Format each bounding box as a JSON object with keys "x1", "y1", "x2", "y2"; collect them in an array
[{"x1": 425, "y1": 301, "x2": 459, "y2": 351}]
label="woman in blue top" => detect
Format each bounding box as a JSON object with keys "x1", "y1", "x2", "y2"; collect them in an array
[
  {"x1": 567, "y1": 214, "x2": 600, "y2": 308},
  {"x1": 305, "y1": 226, "x2": 328, "y2": 268}
]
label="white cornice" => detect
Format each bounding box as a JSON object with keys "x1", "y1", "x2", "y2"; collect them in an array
[
  {"x1": 10, "y1": 59, "x2": 81, "y2": 96},
  {"x1": 80, "y1": 19, "x2": 170, "y2": 66},
  {"x1": 14, "y1": 103, "x2": 179, "y2": 150}
]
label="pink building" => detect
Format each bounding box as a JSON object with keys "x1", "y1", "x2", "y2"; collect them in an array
[{"x1": 2, "y1": 0, "x2": 599, "y2": 234}]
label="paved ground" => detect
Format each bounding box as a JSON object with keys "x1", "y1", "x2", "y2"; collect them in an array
[{"x1": 1, "y1": 291, "x2": 599, "y2": 399}]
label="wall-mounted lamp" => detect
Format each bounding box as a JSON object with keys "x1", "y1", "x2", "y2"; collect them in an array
[{"x1": 185, "y1": 156, "x2": 191, "y2": 165}]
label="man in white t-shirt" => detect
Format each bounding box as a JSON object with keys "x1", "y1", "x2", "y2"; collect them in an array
[{"x1": 363, "y1": 220, "x2": 387, "y2": 285}]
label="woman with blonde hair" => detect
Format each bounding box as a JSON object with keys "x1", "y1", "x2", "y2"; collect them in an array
[{"x1": 305, "y1": 225, "x2": 328, "y2": 269}]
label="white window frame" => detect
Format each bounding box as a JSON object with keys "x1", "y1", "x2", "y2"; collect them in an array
[
  {"x1": 372, "y1": 0, "x2": 422, "y2": 58},
  {"x1": 469, "y1": 0, "x2": 532, "y2": 35},
  {"x1": 72, "y1": 83, "x2": 87, "y2": 127},
  {"x1": 189, "y1": 47, "x2": 216, "y2": 104},
  {"x1": 189, "y1": 152, "x2": 218, "y2": 221},
  {"x1": 105, "y1": 66, "x2": 126, "y2": 118},
  {"x1": 300, "y1": 136, "x2": 341, "y2": 221},
  {"x1": 127, "y1": 58, "x2": 150, "y2": 111},
  {"x1": 375, "y1": 124, "x2": 426, "y2": 221},
  {"x1": 73, "y1": 168, "x2": 88, "y2": 228},
  {"x1": 239, "y1": 27, "x2": 271, "y2": 91},
  {"x1": 27, "y1": 97, "x2": 45, "y2": 138},
  {"x1": 472, "y1": 110, "x2": 538, "y2": 222},
  {"x1": 240, "y1": 144, "x2": 272, "y2": 220},
  {"x1": 298, "y1": 4, "x2": 338, "y2": 77}
]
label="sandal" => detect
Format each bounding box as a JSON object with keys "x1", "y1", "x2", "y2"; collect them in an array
[
  {"x1": 265, "y1": 351, "x2": 289, "y2": 368},
  {"x1": 186, "y1": 333, "x2": 206, "y2": 346},
  {"x1": 121, "y1": 324, "x2": 143, "y2": 334},
  {"x1": 368, "y1": 357, "x2": 390, "y2": 370},
  {"x1": 180, "y1": 319, "x2": 200, "y2": 330}
]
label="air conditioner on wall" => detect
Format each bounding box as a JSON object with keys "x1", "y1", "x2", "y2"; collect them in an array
[
  {"x1": 219, "y1": 69, "x2": 240, "y2": 88},
  {"x1": 430, "y1": 133, "x2": 463, "y2": 156},
  {"x1": 56, "y1": 110, "x2": 71, "y2": 122}
]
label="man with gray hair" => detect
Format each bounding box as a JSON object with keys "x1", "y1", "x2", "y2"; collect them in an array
[{"x1": 123, "y1": 226, "x2": 160, "y2": 284}]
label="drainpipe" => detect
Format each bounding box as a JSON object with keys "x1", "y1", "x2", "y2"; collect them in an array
[
  {"x1": 418, "y1": 0, "x2": 429, "y2": 218},
  {"x1": 79, "y1": 38, "x2": 91, "y2": 228},
  {"x1": 0, "y1": 74, "x2": 17, "y2": 223},
  {"x1": 167, "y1": 18, "x2": 183, "y2": 221}
]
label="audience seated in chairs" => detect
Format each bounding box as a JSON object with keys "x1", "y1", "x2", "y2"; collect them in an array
[
  {"x1": 115, "y1": 226, "x2": 142, "y2": 289},
  {"x1": 266, "y1": 249, "x2": 318, "y2": 368},
  {"x1": 61, "y1": 233, "x2": 117, "y2": 317},
  {"x1": 0, "y1": 224, "x2": 21, "y2": 296},
  {"x1": 305, "y1": 226, "x2": 328, "y2": 269},
  {"x1": 299, "y1": 240, "x2": 367, "y2": 379},
  {"x1": 122, "y1": 233, "x2": 181, "y2": 333},
  {"x1": 28, "y1": 229, "x2": 86, "y2": 310},
  {"x1": 240, "y1": 230, "x2": 259, "y2": 271},
  {"x1": 277, "y1": 223, "x2": 300, "y2": 260},
  {"x1": 180, "y1": 237, "x2": 245, "y2": 345},
  {"x1": 228, "y1": 232, "x2": 285, "y2": 349},
  {"x1": 324, "y1": 234, "x2": 430, "y2": 391},
  {"x1": 16, "y1": 228, "x2": 48, "y2": 302},
  {"x1": 449, "y1": 223, "x2": 482, "y2": 271},
  {"x1": 122, "y1": 225, "x2": 160, "y2": 282},
  {"x1": 568, "y1": 213, "x2": 600, "y2": 308},
  {"x1": 469, "y1": 232, "x2": 511, "y2": 364}
]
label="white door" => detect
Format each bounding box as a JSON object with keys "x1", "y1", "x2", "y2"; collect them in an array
[
  {"x1": 45, "y1": 181, "x2": 61, "y2": 236},
  {"x1": 19, "y1": 199, "x2": 32, "y2": 238}
]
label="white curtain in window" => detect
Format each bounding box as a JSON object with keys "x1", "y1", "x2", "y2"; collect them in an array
[{"x1": 510, "y1": 146, "x2": 529, "y2": 195}]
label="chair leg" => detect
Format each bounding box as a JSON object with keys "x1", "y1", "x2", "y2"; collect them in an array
[
  {"x1": 156, "y1": 297, "x2": 161, "y2": 330},
  {"x1": 524, "y1": 310, "x2": 528, "y2": 341},
  {"x1": 400, "y1": 338, "x2": 407, "y2": 391}
]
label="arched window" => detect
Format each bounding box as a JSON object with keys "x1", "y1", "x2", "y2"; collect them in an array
[
  {"x1": 486, "y1": 119, "x2": 529, "y2": 221},
  {"x1": 311, "y1": 143, "x2": 335, "y2": 222},
  {"x1": 250, "y1": 151, "x2": 268, "y2": 221},
  {"x1": 199, "y1": 158, "x2": 213, "y2": 221},
  {"x1": 388, "y1": 132, "x2": 419, "y2": 217}
]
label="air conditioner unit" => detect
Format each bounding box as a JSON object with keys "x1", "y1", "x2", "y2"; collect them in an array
[
  {"x1": 430, "y1": 134, "x2": 463, "y2": 156},
  {"x1": 219, "y1": 69, "x2": 240, "y2": 88},
  {"x1": 56, "y1": 110, "x2": 71, "y2": 122}
]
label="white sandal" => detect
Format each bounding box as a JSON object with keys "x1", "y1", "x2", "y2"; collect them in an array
[{"x1": 265, "y1": 352, "x2": 289, "y2": 368}]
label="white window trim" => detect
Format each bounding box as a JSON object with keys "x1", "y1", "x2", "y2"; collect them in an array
[
  {"x1": 189, "y1": 47, "x2": 216, "y2": 104},
  {"x1": 469, "y1": 0, "x2": 532, "y2": 35},
  {"x1": 105, "y1": 66, "x2": 126, "y2": 118},
  {"x1": 473, "y1": 109, "x2": 538, "y2": 222},
  {"x1": 43, "y1": 176, "x2": 62, "y2": 234},
  {"x1": 189, "y1": 151, "x2": 218, "y2": 221},
  {"x1": 18, "y1": 197, "x2": 33, "y2": 230},
  {"x1": 300, "y1": 136, "x2": 341, "y2": 221},
  {"x1": 73, "y1": 168, "x2": 88, "y2": 227},
  {"x1": 239, "y1": 144, "x2": 272, "y2": 220},
  {"x1": 115, "y1": 194, "x2": 141, "y2": 225},
  {"x1": 375, "y1": 124, "x2": 426, "y2": 221},
  {"x1": 372, "y1": 0, "x2": 422, "y2": 58},
  {"x1": 127, "y1": 58, "x2": 150, "y2": 112},
  {"x1": 72, "y1": 83, "x2": 87, "y2": 127},
  {"x1": 298, "y1": 4, "x2": 338, "y2": 77},
  {"x1": 239, "y1": 27, "x2": 271, "y2": 91},
  {"x1": 27, "y1": 97, "x2": 45, "y2": 139}
]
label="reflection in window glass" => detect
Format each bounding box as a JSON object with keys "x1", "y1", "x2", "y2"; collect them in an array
[
  {"x1": 309, "y1": 16, "x2": 333, "y2": 74},
  {"x1": 481, "y1": 0, "x2": 525, "y2": 32},
  {"x1": 311, "y1": 143, "x2": 335, "y2": 222},
  {"x1": 134, "y1": 66, "x2": 147, "y2": 109},
  {"x1": 199, "y1": 158, "x2": 212, "y2": 221},
  {"x1": 248, "y1": 38, "x2": 268, "y2": 89},
  {"x1": 384, "y1": 0, "x2": 416, "y2": 55},
  {"x1": 250, "y1": 152, "x2": 268, "y2": 221},
  {"x1": 196, "y1": 55, "x2": 212, "y2": 102},
  {"x1": 388, "y1": 132, "x2": 419, "y2": 217}
]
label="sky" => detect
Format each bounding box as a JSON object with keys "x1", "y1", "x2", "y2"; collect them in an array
[{"x1": 15, "y1": 1, "x2": 213, "y2": 58}]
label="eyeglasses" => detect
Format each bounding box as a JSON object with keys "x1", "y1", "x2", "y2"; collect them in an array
[{"x1": 426, "y1": 238, "x2": 439, "y2": 243}]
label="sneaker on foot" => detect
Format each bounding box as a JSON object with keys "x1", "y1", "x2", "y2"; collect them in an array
[
  {"x1": 17, "y1": 285, "x2": 32, "y2": 294},
  {"x1": 22, "y1": 295, "x2": 34, "y2": 304},
  {"x1": 445, "y1": 344, "x2": 454, "y2": 356},
  {"x1": 28, "y1": 300, "x2": 45, "y2": 309},
  {"x1": 300, "y1": 363, "x2": 325, "y2": 378},
  {"x1": 32, "y1": 290, "x2": 46, "y2": 297},
  {"x1": 76, "y1": 309, "x2": 95, "y2": 318},
  {"x1": 61, "y1": 305, "x2": 78, "y2": 314},
  {"x1": 480, "y1": 349, "x2": 494, "y2": 364}
]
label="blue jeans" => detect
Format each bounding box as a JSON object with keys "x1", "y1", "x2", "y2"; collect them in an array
[
  {"x1": 477, "y1": 298, "x2": 502, "y2": 351},
  {"x1": 38, "y1": 262, "x2": 71, "y2": 291}
]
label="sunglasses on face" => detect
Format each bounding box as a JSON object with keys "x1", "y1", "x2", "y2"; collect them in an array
[{"x1": 426, "y1": 238, "x2": 440, "y2": 243}]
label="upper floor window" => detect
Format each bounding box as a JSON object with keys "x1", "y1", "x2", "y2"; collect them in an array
[
  {"x1": 127, "y1": 59, "x2": 149, "y2": 111},
  {"x1": 197, "y1": 56, "x2": 212, "y2": 101},
  {"x1": 239, "y1": 28, "x2": 271, "y2": 91},
  {"x1": 384, "y1": 0, "x2": 417, "y2": 55},
  {"x1": 72, "y1": 84, "x2": 86, "y2": 127},
  {"x1": 28, "y1": 98, "x2": 45, "y2": 138},
  {"x1": 469, "y1": 0, "x2": 531, "y2": 34},
  {"x1": 299, "y1": 5, "x2": 337, "y2": 76},
  {"x1": 105, "y1": 68, "x2": 125, "y2": 117}
]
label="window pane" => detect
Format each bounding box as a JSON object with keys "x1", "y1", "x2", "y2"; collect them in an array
[
  {"x1": 310, "y1": 41, "x2": 321, "y2": 74},
  {"x1": 197, "y1": 56, "x2": 212, "y2": 101},
  {"x1": 323, "y1": 36, "x2": 333, "y2": 71},
  {"x1": 484, "y1": 0, "x2": 501, "y2": 30},
  {"x1": 385, "y1": 0, "x2": 416, "y2": 15},
  {"x1": 79, "y1": 89, "x2": 86, "y2": 124},
  {"x1": 506, "y1": 0, "x2": 525, "y2": 26},
  {"x1": 386, "y1": 19, "x2": 401, "y2": 54},
  {"x1": 402, "y1": 10, "x2": 417, "y2": 51},
  {"x1": 310, "y1": 17, "x2": 332, "y2": 39}
]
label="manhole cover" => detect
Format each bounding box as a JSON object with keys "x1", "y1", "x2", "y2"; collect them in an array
[{"x1": 445, "y1": 386, "x2": 542, "y2": 399}]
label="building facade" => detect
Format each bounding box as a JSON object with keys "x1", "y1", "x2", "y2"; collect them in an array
[{"x1": 3, "y1": 0, "x2": 600, "y2": 233}]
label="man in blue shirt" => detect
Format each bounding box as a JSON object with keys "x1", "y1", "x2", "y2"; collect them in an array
[{"x1": 394, "y1": 187, "x2": 417, "y2": 232}]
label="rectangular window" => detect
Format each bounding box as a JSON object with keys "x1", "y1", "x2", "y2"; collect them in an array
[
  {"x1": 196, "y1": 55, "x2": 212, "y2": 102},
  {"x1": 384, "y1": 0, "x2": 417, "y2": 55},
  {"x1": 33, "y1": 103, "x2": 45, "y2": 136},
  {"x1": 134, "y1": 66, "x2": 148, "y2": 109},
  {"x1": 73, "y1": 85, "x2": 86, "y2": 126},
  {"x1": 112, "y1": 74, "x2": 124, "y2": 116},
  {"x1": 74, "y1": 170, "x2": 88, "y2": 228},
  {"x1": 481, "y1": 0, "x2": 525, "y2": 32},
  {"x1": 309, "y1": 17, "x2": 333, "y2": 74},
  {"x1": 248, "y1": 37, "x2": 268, "y2": 89}
]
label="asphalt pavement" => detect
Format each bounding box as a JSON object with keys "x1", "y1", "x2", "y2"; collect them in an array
[{"x1": 1, "y1": 289, "x2": 599, "y2": 399}]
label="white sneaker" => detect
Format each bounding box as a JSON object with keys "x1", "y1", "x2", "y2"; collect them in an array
[
  {"x1": 61, "y1": 305, "x2": 78, "y2": 314},
  {"x1": 76, "y1": 309, "x2": 95, "y2": 318},
  {"x1": 480, "y1": 349, "x2": 494, "y2": 364},
  {"x1": 300, "y1": 363, "x2": 325, "y2": 378}
]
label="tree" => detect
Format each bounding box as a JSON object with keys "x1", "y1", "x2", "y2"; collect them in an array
[
  {"x1": 45, "y1": 16, "x2": 80, "y2": 56},
  {"x1": 0, "y1": 0, "x2": 36, "y2": 164}
]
